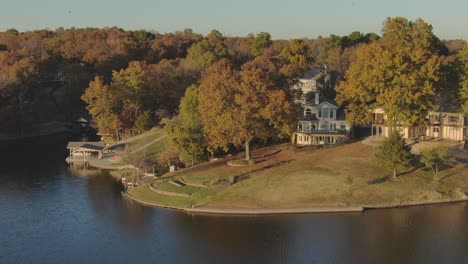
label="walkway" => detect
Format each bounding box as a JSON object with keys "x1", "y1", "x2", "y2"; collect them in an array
[
  {"x1": 185, "y1": 206, "x2": 364, "y2": 215},
  {"x1": 360, "y1": 136, "x2": 384, "y2": 147}
]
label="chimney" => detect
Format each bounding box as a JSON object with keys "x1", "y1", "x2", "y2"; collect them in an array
[{"x1": 315, "y1": 92, "x2": 320, "y2": 105}]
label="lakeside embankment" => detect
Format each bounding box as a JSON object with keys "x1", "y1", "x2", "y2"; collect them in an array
[
  {"x1": 123, "y1": 190, "x2": 468, "y2": 215},
  {"x1": 123, "y1": 137, "x2": 467, "y2": 214}
]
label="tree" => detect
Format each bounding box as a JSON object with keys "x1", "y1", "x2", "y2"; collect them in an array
[
  {"x1": 158, "y1": 144, "x2": 180, "y2": 169},
  {"x1": 163, "y1": 85, "x2": 207, "y2": 166},
  {"x1": 187, "y1": 30, "x2": 229, "y2": 69},
  {"x1": 420, "y1": 146, "x2": 450, "y2": 180},
  {"x1": 81, "y1": 76, "x2": 120, "y2": 141},
  {"x1": 198, "y1": 58, "x2": 294, "y2": 160},
  {"x1": 250, "y1": 32, "x2": 272, "y2": 56},
  {"x1": 278, "y1": 39, "x2": 312, "y2": 80},
  {"x1": 336, "y1": 17, "x2": 442, "y2": 126},
  {"x1": 374, "y1": 130, "x2": 414, "y2": 178},
  {"x1": 459, "y1": 45, "x2": 468, "y2": 114},
  {"x1": 133, "y1": 111, "x2": 153, "y2": 134}
]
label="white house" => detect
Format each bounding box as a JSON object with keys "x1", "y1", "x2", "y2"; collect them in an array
[
  {"x1": 293, "y1": 92, "x2": 350, "y2": 145},
  {"x1": 291, "y1": 68, "x2": 325, "y2": 104},
  {"x1": 372, "y1": 108, "x2": 468, "y2": 141}
]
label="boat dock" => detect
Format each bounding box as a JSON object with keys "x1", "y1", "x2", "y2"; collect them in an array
[{"x1": 65, "y1": 141, "x2": 106, "y2": 163}]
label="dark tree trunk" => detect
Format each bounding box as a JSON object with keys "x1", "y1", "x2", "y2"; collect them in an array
[{"x1": 245, "y1": 141, "x2": 251, "y2": 161}]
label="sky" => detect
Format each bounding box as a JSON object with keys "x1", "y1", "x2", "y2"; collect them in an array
[{"x1": 0, "y1": 0, "x2": 467, "y2": 40}]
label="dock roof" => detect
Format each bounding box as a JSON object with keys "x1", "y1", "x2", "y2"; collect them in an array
[{"x1": 67, "y1": 141, "x2": 106, "y2": 150}]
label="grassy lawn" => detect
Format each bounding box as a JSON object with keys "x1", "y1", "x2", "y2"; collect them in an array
[
  {"x1": 128, "y1": 185, "x2": 193, "y2": 208},
  {"x1": 125, "y1": 128, "x2": 168, "y2": 159},
  {"x1": 131, "y1": 141, "x2": 468, "y2": 209}
]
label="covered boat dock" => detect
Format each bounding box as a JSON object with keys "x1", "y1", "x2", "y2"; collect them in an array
[{"x1": 66, "y1": 141, "x2": 106, "y2": 162}]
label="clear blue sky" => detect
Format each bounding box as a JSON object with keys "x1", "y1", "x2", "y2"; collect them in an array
[{"x1": 1, "y1": 0, "x2": 467, "y2": 40}]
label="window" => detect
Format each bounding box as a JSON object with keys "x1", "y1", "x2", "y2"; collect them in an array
[
  {"x1": 330, "y1": 110, "x2": 334, "y2": 119},
  {"x1": 449, "y1": 116, "x2": 459, "y2": 123},
  {"x1": 433, "y1": 127, "x2": 439, "y2": 133},
  {"x1": 318, "y1": 109, "x2": 321, "y2": 118},
  {"x1": 305, "y1": 109, "x2": 312, "y2": 115},
  {"x1": 330, "y1": 123, "x2": 336, "y2": 131},
  {"x1": 322, "y1": 108, "x2": 329, "y2": 118},
  {"x1": 340, "y1": 124, "x2": 346, "y2": 130},
  {"x1": 429, "y1": 115, "x2": 439, "y2": 122}
]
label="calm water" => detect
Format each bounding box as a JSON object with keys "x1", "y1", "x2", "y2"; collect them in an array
[{"x1": 0, "y1": 134, "x2": 467, "y2": 264}]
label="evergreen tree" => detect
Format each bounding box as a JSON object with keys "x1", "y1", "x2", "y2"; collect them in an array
[{"x1": 375, "y1": 130, "x2": 414, "y2": 178}]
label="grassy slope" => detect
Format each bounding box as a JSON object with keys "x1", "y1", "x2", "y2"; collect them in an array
[
  {"x1": 129, "y1": 141, "x2": 468, "y2": 209},
  {"x1": 126, "y1": 128, "x2": 168, "y2": 158}
]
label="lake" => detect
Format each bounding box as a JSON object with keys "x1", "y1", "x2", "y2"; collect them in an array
[{"x1": 0, "y1": 134, "x2": 467, "y2": 264}]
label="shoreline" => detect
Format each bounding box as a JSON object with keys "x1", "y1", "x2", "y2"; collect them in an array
[
  {"x1": 0, "y1": 122, "x2": 70, "y2": 141},
  {"x1": 122, "y1": 189, "x2": 468, "y2": 215}
]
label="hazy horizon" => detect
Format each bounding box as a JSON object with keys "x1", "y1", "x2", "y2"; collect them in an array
[{"x1": 1, "y1": 0, "x2": 467, "y2": 40}]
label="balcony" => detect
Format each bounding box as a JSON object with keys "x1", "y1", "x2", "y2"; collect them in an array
[{"x1": 372, "y1": 119, "x2": 385, "y2": 125}]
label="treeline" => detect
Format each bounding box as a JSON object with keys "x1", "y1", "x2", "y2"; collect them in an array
[
  {"x1": 0, "y1": 26, "x2": 379, "y2": 135},
  {"x1": 1, "y1": 20, "x2": 467, "y2": 167}
]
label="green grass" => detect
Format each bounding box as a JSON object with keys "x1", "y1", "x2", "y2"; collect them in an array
[
  {"x1": 131, "y1": 141, "x2": 468, "y2": 209},
  {"x1": 129, "y1": 185, "x2": 193, "y2": 208},
  {"x1": 153, "y1": 181, "x2": 202, "y2": 195},
  {"x1": 125, "y1": 128, "x2": 168, "y2": 159}
]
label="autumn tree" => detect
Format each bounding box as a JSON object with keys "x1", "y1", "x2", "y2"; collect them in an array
[
  {"x1": 336, "y1": 17, "x2": 442, "y2": 126},
  {"x1": 420, "y1": 146, "x2": 450, "y2": 180},
  {"x1": 81, "y1": 76, "x2": 120, "y2": 140},
  {"x1": 198, "y1": 58, "x2": 294, "y2": 160},
  {"x1": 375, "y1": 130, "x2": 414, "y2": 179},
  {"x1": 225, "y1": 36, "x2": 254, "y2": 66},
  {"x1": 278, "y1": 39, "x2": 312, "y2": 80},
  {"x1": 148, "y1": 29, "x2": 201, "y2": 62}
]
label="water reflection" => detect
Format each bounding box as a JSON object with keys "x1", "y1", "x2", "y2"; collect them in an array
[
  {"x1": 0, "y1": 134, "x2": 467, "y2": 264},
  {"x1": 82, "y1": 170, "x2": 154, "y2": 237}
]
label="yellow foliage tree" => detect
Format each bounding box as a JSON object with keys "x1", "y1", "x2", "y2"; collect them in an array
[
  {"x1": 198, "y1": 57, "x2": 294, "y2": 160},
  {"x1": 336, "y1": 17, "x2": 442, "y2": 127}
]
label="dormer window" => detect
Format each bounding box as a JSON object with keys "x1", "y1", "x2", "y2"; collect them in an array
[{"x1": 305, "y1": 109, "x2": 312, "y2": 115}]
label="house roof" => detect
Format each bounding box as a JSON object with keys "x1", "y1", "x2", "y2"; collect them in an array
[
  {"x1": 74, "y1": 117, "x2": 89, "y2": 123},
  {"x1": 301, "y1": 68, "x2": 323, "y2": 80},
  {"x1": 304, "y1": 96, "x2": 339, "y2": 108}
]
